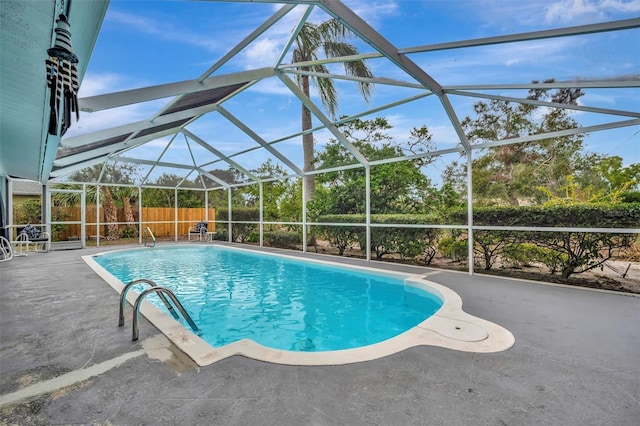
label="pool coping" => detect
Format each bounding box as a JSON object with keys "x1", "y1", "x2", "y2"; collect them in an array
[{"x1": 83, "y1": 244, "x2": 515, "y2": 366}]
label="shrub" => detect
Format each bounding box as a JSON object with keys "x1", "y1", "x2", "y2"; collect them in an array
[
  {"x1": 438, "y1": 237, "x2": 468, "y2": 262},
  {"x1": 460, "y1": 203, "x2": 639, "y2": 278},
  {"x1": 265, "y1": 231, "x2": 301, "y2": 249},
  {"x1": 474, "y1": 230, "x2": 513, "y2": 270},
  {"x1": 500, "y1": 243, "x2": 545, "y2": 268},
  {"x1": 317, "y1": 215, "x2": 364, "y2": 256},
  {"x1": 120, "y1": 226, "x2": 137, "y2": 239}
]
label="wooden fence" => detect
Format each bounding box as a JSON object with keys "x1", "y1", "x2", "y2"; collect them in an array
[{"x1": 51, "y1": 206, "x2": 215, "y2": 240}]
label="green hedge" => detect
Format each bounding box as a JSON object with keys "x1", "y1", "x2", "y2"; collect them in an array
[
  {"x1": 447, "y1": 204, "x2": 640, "y2": 228},
  {"x1": 216, "y1": 208, "x2": 260, "y2": 242},
  {"x1": 318, "y1": 205, "x2": 639, "y2": 278},
  {"x1": 317, "y1": 214, "x2": 441, "y2": 262},
  {"x1": 462, "y1": 204, "x2": 640, "y2": 277}
]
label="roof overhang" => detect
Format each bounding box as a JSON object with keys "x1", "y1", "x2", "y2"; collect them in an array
[{"x1": 0, "y1": 0, "x2": 109, "y2": 183}]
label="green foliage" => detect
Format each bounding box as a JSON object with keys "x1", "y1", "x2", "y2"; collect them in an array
[
  {"x1": 316, "y1": 214, "x2": 364, "y2": 255},
  {"x1": 212, "y1": 227, "x2": 228, "y2": 241},
  {"x1": 621, "y1": 191, "x2": 640, "y2": 203},
  {"x1": 314, "y1": 118, "x2": 437, "y2": 216},
  {"x1": 500, "y1": 243, "x2": 546, "y2": 268},
  {"x1": 368, "y1": 214, "x2": 441, "y2": 262},
  {"x1": 317, "y1": 213, "x2": 442, "y2": 261},
  {"x1": 264, "y1": 231, "x2": 301, "y2": 249},
  {"x1": 438, "y1": 237, "x2": 468, "y2": 262},
  {"x1": 531, "y1": 230, "x2": 636, "y2": 279},
  {"x1": 473, "y1": 230, "x2": 513, "y2": 270},
  {"x1": 243, "y1": 160, "x2": 302, "y2": 222},
  {"x1": 217, "y1": 208, "x2": 260, "y2": 243},
  {"x1": 464, "y1": 204, "x2": 640, "y2": 277},
  {"x1": 14, "y1": 199, "x2": 41, "y2": 224},
  {"x1": 458, "y1": 80, "x2": 589, "y2": 206},
  {"x1": 457, "y1": 204, "x2": 640, "y2": 228},
  {"x1": 120, "y1": 226, "x2": 137, "y2": 239}
]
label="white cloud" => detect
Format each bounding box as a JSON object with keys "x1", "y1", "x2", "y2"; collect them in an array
[
  {"x1": 78, "y1": 73, "x2": 125, "y2": 97},
  {"x1": 243, "y1": 38, "x2": 282, "y2": 68},
  {"x1": 68, "y1": 73, "x2": 170, "y2": 138},
  {"x1": 107, "y1": 10, "x2": 222, "y2": 52},
  {"x1": 343, "y1": 0, "x2": 400, "y2": 26},
  {"x1": 545, "y1": 0, "x2": 640, "y2": 24},
  {"x1": 64, "y1": 104, "x2": 150, "y2": 139}
]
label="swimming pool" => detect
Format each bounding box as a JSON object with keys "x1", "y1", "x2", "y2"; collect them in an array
[
  {"x1": 93, "y1": 245, "x2": 443, "y2": 352},
  {"x1": 85, "y1": 244, "x2": 515, "y2": 365}
]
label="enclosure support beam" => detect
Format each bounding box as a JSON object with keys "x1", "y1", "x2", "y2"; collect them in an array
[
  {"x1": 42, "y1": 184, "x2": 49, "y2": 235},
  {"x1": 205, "y1": 190, "x2": 209, "y2": 225},
  {"x1": 138, "y1": 186, "x2": 142, "y2": 245},
  {"x1": 174, "y1": 188, "x2": 178, "y2": 242},
  {"x1": 228, "y1": 189, "x2": 233, "y2": 244},
  {"x1": 6, "y1": 179, "x2": 13, "y2": 238},
  {"x1": 466, "y1": 149, "x2": 474, "y2": 275},
  {"x1": 302, "y1": 176, "x2": 307, "y2": 254},
  {"x1": 259, "y1": 182, "x2": 264, "y2": 248},
  {"x1": 96, "y1": 186, "x2": 101, "y2": 248},
  {"x1": 81, "y1": 187, "x2": 86, "y2": 248},
  {"x1": 365, "y1": 166, "x2": 371, "y2": 262}
]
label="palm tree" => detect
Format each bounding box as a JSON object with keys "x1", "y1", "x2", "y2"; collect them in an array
[
  {"x1": 58, "y1": 163, "x2": 140, "y2": 240},
  {"x1": 113, "y1": 186, "x2": 139, "y2": 237},
  {"x1": 52, "y1": 182, "x2": 120, "y2": 240},
  {"x1": 292, "y1": 19, "x2": 374, "y2": 201}
]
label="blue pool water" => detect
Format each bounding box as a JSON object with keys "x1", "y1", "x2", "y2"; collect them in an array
[{"x1": 94, "y1": 246, "x2": 443, "y2": 352}]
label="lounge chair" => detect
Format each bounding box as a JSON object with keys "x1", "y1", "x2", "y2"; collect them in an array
[
  {"x1": 14, "y1": 225, "x2": 51, "y2": 255},
  {"x1": 188, "y1": 221, "x2": 208, "y2": 241}
]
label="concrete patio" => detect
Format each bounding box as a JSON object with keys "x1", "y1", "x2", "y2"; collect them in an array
[{"x1": 1, "y1": 244, "x2": 638, "y2": 425}]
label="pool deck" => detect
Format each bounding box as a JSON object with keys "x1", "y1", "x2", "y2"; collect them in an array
[{"x1": 1, "y1": 243, "x2": 638, "y2": 425}]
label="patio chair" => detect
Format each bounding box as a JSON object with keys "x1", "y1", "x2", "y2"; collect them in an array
[
  {"x1": 188, "y1": 221, "x2": 208, "y2": 241},
  {"x1": 0, "y1": 236, "x2": 12, "y2": 262},
  {"x1": 15, "y1": 224, "x2": 51, "y2": 255}
]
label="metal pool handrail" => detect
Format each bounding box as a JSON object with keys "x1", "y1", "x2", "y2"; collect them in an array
[
  {"x1": 143, "y1": 227, "x2": 156, "y2": 247},
  {"x1": 119, "y1": 278, "x2": 179, "y2": 326},
  {"x1": 131, "y1": 286, "x2": 202, "y2": 341}
]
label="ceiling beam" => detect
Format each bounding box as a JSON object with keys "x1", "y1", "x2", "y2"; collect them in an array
[
  {"x1": 278, "y1": 72, "x2": 370, "y2": 166},
  {"x1": 182, "y1": 129, "x2": 260, "y2": 182},
  {"x1": 402, "y1": 18, "x2": 640, "y2": 55},
  {"x1": 79, "y1": 68, "x2": 274, "y2": 112},
  {"x1": 473, "y1": 118, "x2": 640, "y2": 150},
  {"x1": 449, "y1": 90, "x2": 640, "y2": 118},
  {"x1": 216, "y1": 105, "x2": 304, "y2": 175}
]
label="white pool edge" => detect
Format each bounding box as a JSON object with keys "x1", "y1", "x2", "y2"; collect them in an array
[{"x1": 83, "y1": 245, "x2": 515, "y2": 366}]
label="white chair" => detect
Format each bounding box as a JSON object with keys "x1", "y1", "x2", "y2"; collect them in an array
[
  {"x1": 13, "y1": 225, "x2": 51, "y2": 255},
  {"x1": 13, "y1": 232, "x2": 30, "y2": 256},
  {"x1": 0, "y1": 236, "x2": 13, "y2": 262},
  {"x1": 188, "y1": 222, "x2": 208, "y2": 241}
]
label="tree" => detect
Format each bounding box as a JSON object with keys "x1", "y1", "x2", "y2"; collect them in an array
[
  {"x1": 141, "y1": 173, "x2": 206, "y2": 208},
  {"x1": 245, "y1": 159, "x2": 299, "y2": 222},
  {"x1": 63, "y1": 163, "x2": 141, "y2": 240},
  {"x1": 314, "y1": 118, "x2": 436, "y2": 215},
  {"x1": 292, "y1": 19, "x2": 374, "y2": 202},
  {"x1": 460, "y1": 79, "x2": 585, "y2": 205}
]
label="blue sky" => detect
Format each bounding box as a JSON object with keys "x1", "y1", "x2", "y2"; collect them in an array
[{"x1": 70, "y1": 0, "x2": 640, "y2": 184}]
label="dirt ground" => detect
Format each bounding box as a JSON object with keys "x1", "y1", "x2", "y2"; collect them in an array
[
  {"x1": 311, "y1": 244, "x2": 640, "y2": 295},
  {"x1": 461, "y1": 260, "x2": 640, "y2": 295}
]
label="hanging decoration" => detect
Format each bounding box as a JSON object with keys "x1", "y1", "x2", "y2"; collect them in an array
[{"x1": 45, "y1": 8, "x2": 79, "y2": 136}]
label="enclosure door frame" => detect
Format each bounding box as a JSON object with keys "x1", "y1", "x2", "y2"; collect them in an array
[{"x1": 47, "y1": 187, "x2": 86, "y2": 249}]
